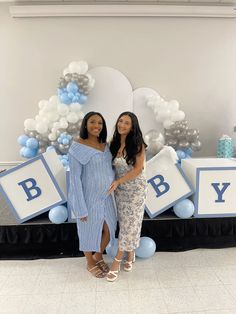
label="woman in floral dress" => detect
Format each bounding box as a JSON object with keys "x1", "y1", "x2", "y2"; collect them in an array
[{"x1": 107, "y1": 112, "x2": 147, "y2": 282}]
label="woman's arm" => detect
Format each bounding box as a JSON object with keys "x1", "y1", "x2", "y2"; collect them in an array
[
  {"x1": 108, "y1": 146, "x2": 145, "y2": 194},
  {"x1": 67, "y1": 154, "x2": 88, "y2": 219}
]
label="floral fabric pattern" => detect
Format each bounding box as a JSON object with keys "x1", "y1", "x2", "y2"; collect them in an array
[{"x1": 113, "y1": 157, "x2": 147, "y2": 251}]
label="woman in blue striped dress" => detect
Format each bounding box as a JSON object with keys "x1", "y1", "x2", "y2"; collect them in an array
[{"x1": 68, "y1": 112, "x2": 117, "y2": 278}]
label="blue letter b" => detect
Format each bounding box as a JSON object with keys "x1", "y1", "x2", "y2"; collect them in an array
[{"x1": 18, "y1": 178, "x2": 42, "y2": 201}]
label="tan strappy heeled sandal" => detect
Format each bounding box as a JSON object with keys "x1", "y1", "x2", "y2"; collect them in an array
[{"x1": 106, "y1": 258, "x2": 122, "y2": 282}]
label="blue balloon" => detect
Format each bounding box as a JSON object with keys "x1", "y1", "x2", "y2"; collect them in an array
[
  {"x1": 60, "y1": 93, "x2": 71, "y2": 105},
  {"x1": 62, "y1": 138, "x2": 69, "y2": 145},
  {"x1": 79, "y1": 94, "x2": 87, "y2": 104},
  {"x1": 17, "y1": 135, "x2": 29, "y2": 146},
  {"x1": 67, "y1": 82, "x2": 79, "y2": 94},
  {"x1": 184, "y1": 147, "x2": 193, "y2": 157},
  {"x1": 48, "y1": 205, "x2": 68, "y2": 224},
  {"x1": 68, "y1": 92, "x2": 75, "y2": 99},
  {"x1": 176, "y1": 150, "x2": 186, "y2": 161},
  {"x1": 26, "y1": 138, "x2": 39, "y2": 149},
  {"x1": 173, "y1": 199, "x2": 195, "y2": 219},
  {"x1": 135, "y1": 237, "x2": 156, "y2": 259},
  {"x1": 23, "y1": 147, "x2": 37, "y2": 158},
  {"x1": 106, "y1": 238, "x2": 119, "y2": 259}
]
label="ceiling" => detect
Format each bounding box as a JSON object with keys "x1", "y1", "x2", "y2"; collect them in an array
[{"x1": 5, "y1": 0, "x2": 236, "y2": 4}]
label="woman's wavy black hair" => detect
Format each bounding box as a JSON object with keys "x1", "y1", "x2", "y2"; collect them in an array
[
  {"x1": 79, "y1": 111, "x2": 107, "y2": 143},
  {"x1": 110, "y1": 112, "x2": 147, "y2": 165}
]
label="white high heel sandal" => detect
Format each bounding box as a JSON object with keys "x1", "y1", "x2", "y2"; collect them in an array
[
  {"x1": 124, "y1": 253, "x2": 135, "y2": 272},
  {"x1": 106, "y1": 258, "x2": 122, "y2": 282}
]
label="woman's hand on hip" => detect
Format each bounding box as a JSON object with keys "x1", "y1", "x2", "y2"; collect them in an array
[
  {"x1": 80, "y1": 216, "x2": 88, "y2": 222},
  {"x1": 108, "y1": 180, "x2": 120, "y2": 194}
]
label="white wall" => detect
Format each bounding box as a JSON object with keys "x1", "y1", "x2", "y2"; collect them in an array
[{"x1": 1, "y1": 3, "x2": 236, "y2": 161}]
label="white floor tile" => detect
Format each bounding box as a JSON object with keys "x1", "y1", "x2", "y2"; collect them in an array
[
  {"x1": 0, "y1": 295, "x2": 28, "y2": 313},
  {"x1": 129, "y1": 288, "x2": 168, "y2": 313},
  {"x1": 185, "y1": 266, "x2": 221, "y2": 286},
  {"x1": 23, "y1": 293, "x2": 63, "y2": 314},
  {"x1": 60, "y1": 291, "x2": 96, "y2": 314},
  {"x1": 156, "y1": 267, "x2": 192, "y2": 288},
  {"x1": 162, "y1": 286, "x2": 204, "y2": 312},
  {"x1": 96, "y1": 290, "x2": 130, "y2": 314},
  {"x1": 194, "y1": 285, "x2": 236, "y2": 311}
]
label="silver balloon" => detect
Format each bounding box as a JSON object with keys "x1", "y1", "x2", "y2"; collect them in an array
[
  {"x1": 144, "y1": 130, "x2": 165, "y2": 156},
  {"x1": 67, "y1": 124, "x2": 78, "y2": 134},
  {"x1": 58, "y1": 143, "x2": 70, "y2": 154},
  {"x1": 39, "y1": 140, "x2": 48, "y2": 148},
  {"x1": 29, "y1": 131, "x2": 37, "y2": 138},
  {"x1": 177, "y1": 131, "x2": 187, "y2": 140},
  {"x1": 186, "y1": 129, "x2": 198, "y2": 142},
  {"x1": 38, "y1": 147, "x2": 46, "y2": 154},
  {"x1": 64, "y1": 73, "x2": 72, "y2": 82},
  {"x1": 35, "y1": 134, "x2": 42, "y2": 140},
  {"x1": 166, "y1": 139, "x2": 178, "y2": 147},
  {"x1": 50, "y1": 141, "x2": 58, "y2": 148},
  {"x1": 172, "y1": 129, "x2": 181, "y2": 136},
  {"x1": 191, "y1": 140, "x2": 202, "y2": 151},
  {"x1": 72, "y1": 73, "x2": 79, "y2": 80},
  {"x1": 178, "y1": 140, "x2": 190, "y2": 149}
]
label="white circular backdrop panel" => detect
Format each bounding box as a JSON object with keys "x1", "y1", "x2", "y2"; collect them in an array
[{"x1": 85, "y1": 67, "x2": 133, "y2": 138}]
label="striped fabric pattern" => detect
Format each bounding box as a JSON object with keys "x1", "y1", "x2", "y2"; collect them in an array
[{"x1": 68, "y1": 142, "x2": 117, "y2": 252}]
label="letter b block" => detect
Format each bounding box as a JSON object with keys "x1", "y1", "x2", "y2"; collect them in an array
[
  {"x1": 145, "y1": 154, "x2": 193, "y2": 218},
  {"x1": 0, "y1": 154, "x2": 66, "y2": 223}
]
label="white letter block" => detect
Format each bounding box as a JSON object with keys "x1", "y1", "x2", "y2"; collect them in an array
[
  {"x1": 0, "y1": 152, "x2": 66, "y2": 223},
  {"x1": 145, "y1": 147, "x2": 193, "y2": 218},
  {"x1": 182, "y1": 158, "x2": 236, "y2": 217}
]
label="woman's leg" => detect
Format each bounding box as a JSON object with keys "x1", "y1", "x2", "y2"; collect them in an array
[
  {"x1": 106, "y1": 248, "x2": 124, "y2": 281},
  {"x1": 93, "y1": 221, "x2": 110, "y2": 261},
  {"x1": 84, "y1": 252, "x2": 106, "y2": 278}
]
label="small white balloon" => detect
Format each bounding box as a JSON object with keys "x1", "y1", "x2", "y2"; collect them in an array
[
  {"x1": 63, "y1": 67, "x2": 70, "y2": 76},
  {"x1": 38, "y1": 100, "x2": 48, "y2": 109},
  {"x1": 48, "y1": 133, "x2": 57, "y2": 141},
  {"x1": 36, "y1": 122, "x2": 48, "y2": 134},
  {"x1": 67, "y1": 112, "x2": 79, "y2": 124},
  {"x1": 24, "y1": 119, "x2": 36, "y2": 131},
  {"x1": 171, "y1": 110, "x2": 185, "y2": 122},
  {"x1": 163, "y1": 119, "x2": 174, "y2": 129},
  {"x1": 49, "y1": 95, "x2": 59, "y2": 105},
  {"x1": 58, "y1": 103, "x2": 69, "y2": 116},
  {"x1": 168, "y1": 100, "x2": 179, "y2": 112}
]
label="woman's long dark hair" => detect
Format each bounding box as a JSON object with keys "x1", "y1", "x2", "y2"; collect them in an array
[
  {"x1": 110, "y1": 112, "x2": 147, "y2": 165},
  {"x1": 80, "y1": 111, "x2": 107, "y2": 143}
]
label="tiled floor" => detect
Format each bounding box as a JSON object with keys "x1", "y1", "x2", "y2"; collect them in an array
[{"x1": 1, "y1": 248, "x2": 236, "y2": 313}]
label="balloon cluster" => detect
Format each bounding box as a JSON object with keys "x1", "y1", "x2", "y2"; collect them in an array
[
  {"x1": 145, "y1": 93, "x2": 201, "y2": 158},
  {"x1": 165, "y1": 120, "x2": 202, "y2": 152},
  {"x1": 58, "y1": 61, "x2": 95, "y2": 105},
  {"x1": 18, "y1": 61, "x2": 95, "y2": 164},
  {"x1": 144, "y1": 130, "x2": 165, "y2": 160}
]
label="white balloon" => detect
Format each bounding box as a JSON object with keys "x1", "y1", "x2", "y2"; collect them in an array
[
  {"x1": 58, "y1": 103, "x2": 69, "y2": 116},
  {"x1": 24, "y1": 118, "x2": 36, "y2": 131},
  {"x1": 36, "y1": 122, "x2": 48, "y2": 134},
  {"x1": 171, "y1": 110, "x2": 185, "y2": 122},
  {"x1": 48, "y1": 133, "x2": 57, "y2": 141},
  {"x1": 70, "y1": 103, "x2": 82, "y2": 112},
  {"x1": 60, "y1": 121, "x2": 69, "y2": 129},
  {"x1": 47, "y1": 112, "x2": 59, "y2": 122},
  {"x1": 67, "y1": 112, "x2": 79, "y2": 124},
  {"x1": 78, "y1": 60, "x2": 89, "y2": 74},
  {"x1": 156, "y1": 109, "x2": 171, "y2": 122},
  {"x1": 163, "y1": 119, "x2": 174, "y2": 129},
  {"x1": 38, "y1": 100, "x2": 48, "y2": 109},
  {"x1": 63, "y1": 67, "x2": 70, "y2": 76},
  {"x1": 168, "y1": 100, "x2": 179, "y2": 112},
  {"x1": 49, "y1": 95, "x2": 59, "y2": 105}
]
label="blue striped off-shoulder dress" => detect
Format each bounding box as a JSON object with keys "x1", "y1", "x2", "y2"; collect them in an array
[{"x1": 68, "y1": 141, "x2": 117, "y2": 252}]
